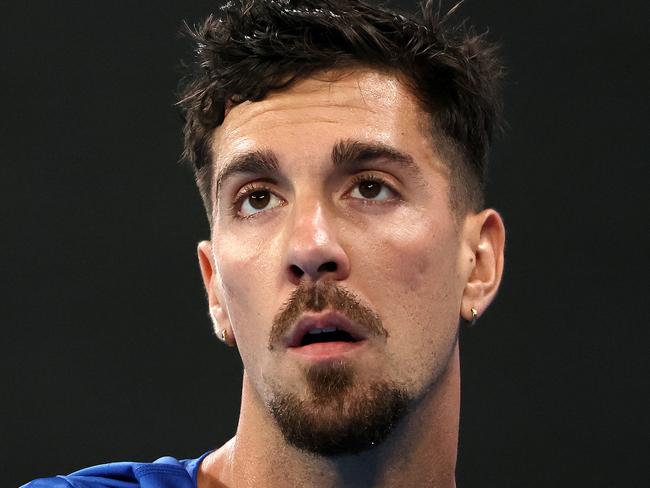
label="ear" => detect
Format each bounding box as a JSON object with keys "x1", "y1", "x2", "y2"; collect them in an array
[
  {"x1": 460, "y1": 209, "x2": 506, "y2": 323},
  {"x1": 197, "y1": 240, "x2": 236, "y2": 347}
]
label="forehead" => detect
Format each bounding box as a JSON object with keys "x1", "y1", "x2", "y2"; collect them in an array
[{"x1": 211, "y1": 68, "x2": 441, "y2": 171}]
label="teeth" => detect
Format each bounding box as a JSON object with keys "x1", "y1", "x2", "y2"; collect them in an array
[{"x1": 307, "y1": 326, "x2": 338, "y2": 335}]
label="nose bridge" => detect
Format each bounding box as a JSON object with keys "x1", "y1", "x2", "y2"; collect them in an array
[
  {"x1": 295, "y1": 197, "x2": 330, "y2": 245},
  {"x1": 285, "y1": 192, "x2": 349, "y2": 283}
]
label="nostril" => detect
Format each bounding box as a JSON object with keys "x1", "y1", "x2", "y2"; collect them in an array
[
  {"x1": 289, "y1": 264, "x2": 304, "y2": 279},
  {"x1": 318, "y1": 261, "x2": 337, "y2": 273}
]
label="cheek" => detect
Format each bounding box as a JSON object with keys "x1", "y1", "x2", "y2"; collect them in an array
[
  {"x1": 358, "y1": 209, "x2": 460, "y2": 296},
  {"x1": 349, "y1": 210, "x2": 462, "y2": 387},
  {"x1": 379, "y1": 220, "x2": 460, "y2": 331},
  {"x1": 213, "y1": 233, "x2": 279, "y2": 348}
]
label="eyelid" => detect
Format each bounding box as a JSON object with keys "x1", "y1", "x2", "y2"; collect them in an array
[
  {"x1": 231, "y1": 181, "x2": 285, "y2": 219},
  {"x1": 346, "y1": 172, "x2": 401, "y2": 200},
  {"x1": 235, "y1": 181, "x2": 270, "y2": 201},
  {"x1": 232, "y1": 176, "x2": 277, "y2": 198}
]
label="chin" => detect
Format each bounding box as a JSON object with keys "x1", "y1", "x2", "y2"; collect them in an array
[{"x1": 268, "y1": 362, "x2": 411, "y2": 456}]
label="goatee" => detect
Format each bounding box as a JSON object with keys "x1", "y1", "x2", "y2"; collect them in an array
[{"x1": 269, "y1": 361, "x2": 410, "y2": 456}]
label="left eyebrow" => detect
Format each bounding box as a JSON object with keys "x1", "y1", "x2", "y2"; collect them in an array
[{"x1": 331, "y1": 139, "x2": 423, "y2": 178}]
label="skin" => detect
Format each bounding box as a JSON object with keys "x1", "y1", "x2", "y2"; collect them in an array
[{"x1": 196, "y1": 68, "x2": 505, "y2": 487}]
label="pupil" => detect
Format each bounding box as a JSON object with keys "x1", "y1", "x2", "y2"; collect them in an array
[
  {"x1": 359, "y1": 181, "x2": 381, "y2": 198},
  {"x1": 249, "y1": 190, "x2": 270, "y2": 209}
]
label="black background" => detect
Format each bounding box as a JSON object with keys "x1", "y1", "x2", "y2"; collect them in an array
[{"x1": 2, "y1": 1, "x2": 647, "y2": 487}]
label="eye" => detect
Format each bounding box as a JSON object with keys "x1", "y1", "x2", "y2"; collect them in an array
[
  {"x1": 349, "y1": 176, "x2": 397, "y2": 201},
  {"x1": 238, "y1": 187, "x2": 283, "y2": 217}
]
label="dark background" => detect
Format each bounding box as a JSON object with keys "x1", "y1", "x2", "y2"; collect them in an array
[{"x1": 2, "y1": 1, "x2": 647, "y2": 486}]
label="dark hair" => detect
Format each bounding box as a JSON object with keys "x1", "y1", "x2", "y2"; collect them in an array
[{"x1": 178, "y1": 0, "x2": 503, "y2": 222}]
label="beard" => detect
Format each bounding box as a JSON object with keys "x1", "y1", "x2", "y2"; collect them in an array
[
  {"x1": 268, "y1": 360, "x2": 410, "y2": 456},
  {"x1": 266, "y1": 280, "x2": 409, "y2": 456}
]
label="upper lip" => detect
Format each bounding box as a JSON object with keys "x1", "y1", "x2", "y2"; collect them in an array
[{"x1": 285, "y1": 310, "x2": 368, "y2": 347}]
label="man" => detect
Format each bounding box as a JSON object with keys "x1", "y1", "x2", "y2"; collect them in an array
[{"x1": 23, "y1": 0, "x2": 505, "y2": 486}]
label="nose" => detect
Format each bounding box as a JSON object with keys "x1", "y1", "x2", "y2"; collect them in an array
[{"x1": 284, "y1": 200, "x2": 350, "y2": 285}]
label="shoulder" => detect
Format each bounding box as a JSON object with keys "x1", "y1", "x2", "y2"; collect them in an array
[{"x1": 21, "y1": 451, "x2": 213, "y2": 488}]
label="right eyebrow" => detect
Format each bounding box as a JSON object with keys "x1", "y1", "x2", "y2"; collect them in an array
[{"x1": 215, "y1": 150, "x2": 280, "y2": 202}]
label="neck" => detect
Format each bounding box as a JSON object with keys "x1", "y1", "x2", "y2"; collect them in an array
[{"x1": 200, "y1": 346, "x2": 460, "y2": 488}]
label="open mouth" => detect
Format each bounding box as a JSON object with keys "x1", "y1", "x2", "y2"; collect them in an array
[
  {"x1": 299, "y1": 326, "x2": 359, "y2": 347},
  {"x1": 286, "y1": 310, "x2": 368, "y2": 358}
]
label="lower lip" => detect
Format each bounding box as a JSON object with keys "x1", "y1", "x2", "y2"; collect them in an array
[{"x1": 288, "y1": 341, "x2": 367, "y2": 360}]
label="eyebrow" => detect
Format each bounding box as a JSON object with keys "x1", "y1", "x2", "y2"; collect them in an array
[
  {"x1": 215, "y1": 149, "x2": 280, "y2": 202},
  {"x1": 215, "y1": 139, "x2": 421, "y2": 202},
  {"x1": 331, "y1": 139, "x2": 421, "y2": 177}
]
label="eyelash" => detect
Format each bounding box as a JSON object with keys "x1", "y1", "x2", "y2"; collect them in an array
[
  {"x1": 231, "y1": 173, "x2": 399, "y2": 219},
  {"x1": 347, "y1": 173, "x2": 397, "y2": 202},
  {"x1": 231, "y1": 182, "x2": 278, "y2": 220}
]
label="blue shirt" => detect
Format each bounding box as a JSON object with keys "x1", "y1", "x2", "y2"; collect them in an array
[{"x1": 21, "y1": 451, "x2": 213, "y2": 488}]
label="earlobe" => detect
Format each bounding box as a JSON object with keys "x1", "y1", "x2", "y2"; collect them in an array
[
  {"x1": 207, "y1": 304, "x2": 236, "y2": 346},
  {"x1": 197, "y1": 241, "x2": 236, "y2": 347},
  {"x1": 460, "y1": 209, "x2": 506, "y2": 323}
]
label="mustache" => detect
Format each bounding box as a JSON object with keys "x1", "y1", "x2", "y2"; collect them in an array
[{"x1": 269, "y1": 280, "x2": 387, "y2": 348}]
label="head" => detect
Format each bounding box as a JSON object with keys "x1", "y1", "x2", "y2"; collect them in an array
[{"x1": 180, "y1": 0, "x2": 505, "y2": 457}]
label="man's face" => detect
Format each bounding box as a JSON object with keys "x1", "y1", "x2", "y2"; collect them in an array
[{"x1": 202, "y1": 69, "x2": 471, "y2": 454}]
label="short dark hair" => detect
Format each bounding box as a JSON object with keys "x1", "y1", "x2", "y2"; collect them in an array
[{"x1": 178, "y1": 0, "x2": 504, "y2": 223}]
